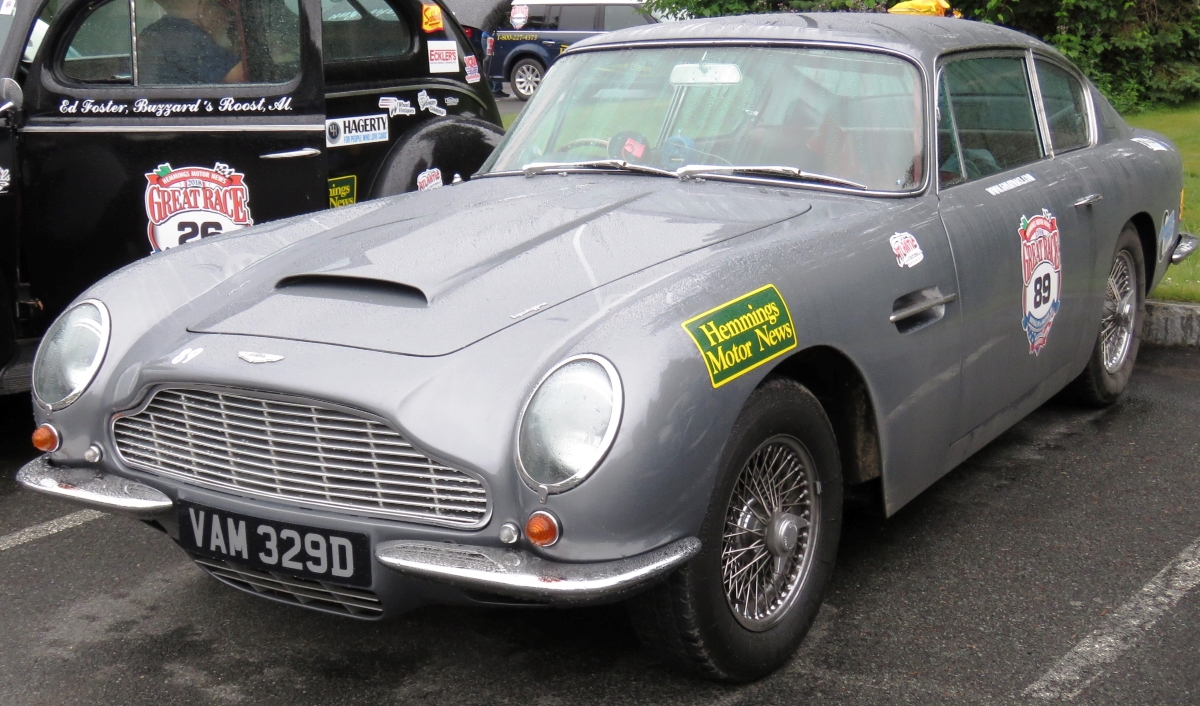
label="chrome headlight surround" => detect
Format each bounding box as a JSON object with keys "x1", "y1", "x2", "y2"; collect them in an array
[
  {"x1": 32, "y1": 299, "x2": 111, "y2": 411},
  {"x1": 516, "y1": 354, "x2": 624, "y2": 495}
]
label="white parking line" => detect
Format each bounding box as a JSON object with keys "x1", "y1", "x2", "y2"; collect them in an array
[
  {"x1": 1024, "y1": 536, "x2": 1200, "y2": 700},
  {"x1": 0, "y1": 510, "x2": 106, "y2": 552}
]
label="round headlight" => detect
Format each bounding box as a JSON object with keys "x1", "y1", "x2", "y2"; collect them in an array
[
  {"x1": 517, "y1": 354, "x2": 623, "y2": 493},
  {"x1": 33, "y1": 299, "x2": 111, "y2": 410}
]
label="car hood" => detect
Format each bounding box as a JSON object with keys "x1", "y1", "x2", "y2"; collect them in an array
[{"x1": 190, "y1": 175, "x2": 811, "y2": 356}]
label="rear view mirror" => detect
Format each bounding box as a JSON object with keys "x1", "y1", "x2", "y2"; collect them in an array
[{"x1": 670, "y1": 63, "x2": 742, "y2": 86}]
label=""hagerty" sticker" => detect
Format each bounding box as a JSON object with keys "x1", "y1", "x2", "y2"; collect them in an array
[
  {"x1": 326, "y1": 114, "x2": 388, "y2": 147},
  {"x1": 682, "y1": 284, "x2": 797, "y2": 388}
]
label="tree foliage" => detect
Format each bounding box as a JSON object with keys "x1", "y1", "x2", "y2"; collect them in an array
[{"x1": 642, "y1": 0, "x2": 1200, "y2": 111}]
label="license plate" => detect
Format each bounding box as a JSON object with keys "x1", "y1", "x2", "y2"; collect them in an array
[{"x1": 178, "y1": 502, "x2": 371, "y2": 588}]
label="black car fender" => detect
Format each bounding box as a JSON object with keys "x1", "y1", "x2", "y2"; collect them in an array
[{"x1": 370, "y1": 116, "x2": 505, "y2": 197}]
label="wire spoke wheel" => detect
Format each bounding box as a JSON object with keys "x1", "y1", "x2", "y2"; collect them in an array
[
  {"x1": 722, "y1": 434, "x2": 820, "y2": 631},
  {"x1": 1101, "y1": 250, "x2": 1136, "y2": 373}
]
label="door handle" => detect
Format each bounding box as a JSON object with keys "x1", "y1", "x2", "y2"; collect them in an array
[
  {"x1": 260, "y1": 147, "x2": 321, "y2": 159},
  {"x1": 1073, "y1": 193, "x2": 1103, "y2": 208},
  {"x1": 890, "y1": 292, "x2": 957, "y2": 324}
]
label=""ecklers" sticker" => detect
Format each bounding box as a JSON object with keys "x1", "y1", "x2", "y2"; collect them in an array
[
  {"x1": 329, "y1": 175, "x2": 357, "y2": 208},
  {"x1": 682, "y1": 284, "x2": 797, "y2": 388},
  {"x1": 1020, "y1": 209, "x2": 1062, "y2": 355},
  {"x1": 326, "y1": 114, "x2": 388, "y2": 147},
  {"x1": 428, "y1": 40, "x2": 459, "y2": 73},
  {"x1": 144, "y1": 162, "x2": 252, "y2": 251}
]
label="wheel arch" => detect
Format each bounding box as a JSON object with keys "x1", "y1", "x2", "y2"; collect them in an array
[
  {"x1": 505, "y1": 48, "x2": 547, "y2": 77},
  {"x1": 1129, "y1": 211, "x2": 1157, "y2": 291},
  {"x1": 770, "y1": 345, "x2": 882, "y2": 489}
]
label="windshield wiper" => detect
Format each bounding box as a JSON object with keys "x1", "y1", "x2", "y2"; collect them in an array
[
  {"x1": 675, "y1": 165, "x2": 868, "y2": 190},
  {"x1": 522, "y1": 159, "x2": 680, "y2": 179}
]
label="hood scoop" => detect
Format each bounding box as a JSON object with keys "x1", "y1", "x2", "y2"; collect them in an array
[{"x1": 276, "y1": 275, "x2": 428, "y2": 308}]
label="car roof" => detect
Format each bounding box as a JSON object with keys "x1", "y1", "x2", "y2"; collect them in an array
[{"x1": 570, "y1": 12, "x2": 1058, "y2": 66}]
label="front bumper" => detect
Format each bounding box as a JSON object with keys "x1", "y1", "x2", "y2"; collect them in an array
[
  {"x1": 375, "y1": 537, "x2": 700, "y2": 605},
  {"x1": 16, "y1": 455, "x2": 700, "y2": 609}
]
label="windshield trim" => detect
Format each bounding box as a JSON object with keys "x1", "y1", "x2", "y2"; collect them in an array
[{"x1": 484, "y1": 39, "x2": 932, "y2": 197}]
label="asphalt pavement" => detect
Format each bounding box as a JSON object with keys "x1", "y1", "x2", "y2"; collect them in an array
[{"x1": 1, "y1": 345, "x2": 1198, "y2": 705}]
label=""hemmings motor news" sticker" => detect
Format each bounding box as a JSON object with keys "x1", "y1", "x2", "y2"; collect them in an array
[
  {"x1": 326, "y1": 114, "x2": 388, "y2": 147},
  {"x1": 144, "y1": 162, "x2": 253, "y2": 251}
]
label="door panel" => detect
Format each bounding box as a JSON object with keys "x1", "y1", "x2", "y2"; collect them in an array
[{"x1": 17, "y1": 0, "x2": 325, "y2": 323}]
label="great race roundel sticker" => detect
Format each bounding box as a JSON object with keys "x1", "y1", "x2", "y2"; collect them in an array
[
  {"x1": 1019, "y1": 209, "x2": 1062, "y2": 355},
  {"x1": 144, "y1": 162, "x2": 254, "y2": 251}
]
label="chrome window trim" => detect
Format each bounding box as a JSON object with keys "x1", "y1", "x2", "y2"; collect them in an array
[
  {"x1": 1030, "y1": 51, "x2": 1098, "y2": 154},
  {"x1": 529, "y1": 38, "x2": 934, "y2": 197},
  {"x1": 110, "y1": 384, "x2": 492, "y2": 529}
]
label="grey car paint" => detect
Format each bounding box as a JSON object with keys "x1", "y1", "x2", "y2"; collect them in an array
[{"x1": 19, "y1": 13, "x2": 1185, "y2": 617}]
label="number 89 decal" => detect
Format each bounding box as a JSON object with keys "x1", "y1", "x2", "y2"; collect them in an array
[{"x1": 1020, "y1": 209, "x2": 1062, "y2": 355}]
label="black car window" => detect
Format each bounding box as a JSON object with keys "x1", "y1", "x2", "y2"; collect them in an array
[
  {"x1": 556, "y1": 4, "x2": 595, "y2": 30},
  {"x1": 322, "y1": 0, "x2": 412, "y2": 64},
  {"x1": 939, "y1": 56, "x2": 1042, "y2": 181},
  {"x1": 134, "y1": 0, "x2": 301, "y2": 85},
  {"x1": 603, "y1": 5, "x2": 650, "y2": 30},
  {"x1": 937, "y1": 75, "x2": 965, "y2": 188},
  {"x1": 1035, "y1": 59, "x2": 1090, "y2": 153},
  {"x1": 61, "y1": 0, "x2": 132, "y2": 83}
]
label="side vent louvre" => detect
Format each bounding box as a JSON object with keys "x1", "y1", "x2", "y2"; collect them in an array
[{"x1": 275, "y1": 274, "x2": 427, "y2": 308}]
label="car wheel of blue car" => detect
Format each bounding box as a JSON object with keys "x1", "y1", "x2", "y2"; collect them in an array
[
  {"x1": 1069, "y1": 222, "x2": 1145, "y2": 406},
  {"x1": 628, "y1": 377, "x2": 843, "y2": 682},
  {"x1": 510, "y1": 58, "x2": 544, "y2": 101}
]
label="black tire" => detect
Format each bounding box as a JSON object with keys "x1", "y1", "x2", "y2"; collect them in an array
[
  {"x1": 370, "y1": 117, "x2": 505, "y2": 198},
  {"x1": 509, "y1": 58, "x2": 544, "y2": 101},
  {"x1": 628, "y1": 377, "x2": 843, "y2": 682},
  {"x1": 1068, "y1": 222, "x2": 1146, "y2": 405}
]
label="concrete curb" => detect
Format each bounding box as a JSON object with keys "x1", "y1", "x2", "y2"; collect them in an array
[{"x1": 1144, "y1": 300, "x2": 1200, "y2": 347}]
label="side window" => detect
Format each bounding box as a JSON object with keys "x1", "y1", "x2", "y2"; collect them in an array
[
  {"x1": 134, "y1": 0, "x2": 301, "y2": 85},
  {"x1": 556, "y1": 4, "x2": 596, "y2": 30},
  {"x1": 1035, "y1": 60, "x2": 1090, "y2": 153},
  {"x1": 61, "y1": 0, "x2": 132, "y2": 83},
  {"x1": 603, "y1": 5, "x2": 649, "y2": 30},
  {"x1": 321, "y1": 0, "x2": 411, "y2": 65},
  {"x1": 517, "y1": 4, "x2": 549, "y2": 29},
  {"x1": 938, "y1": 56, "x2": 1043, "y2": 182}
]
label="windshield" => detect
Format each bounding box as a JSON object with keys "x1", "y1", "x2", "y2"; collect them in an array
[{"x1": 482, "y1": 46, "x2": 926, "y2": 192}]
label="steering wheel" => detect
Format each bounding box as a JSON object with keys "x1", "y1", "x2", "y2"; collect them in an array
[
  {"x1": 562, "y1": 137, "x2": 610, "y2": 155},
  {"x1": 607, "y1": 131, "x2": 651, "y2": 163}
]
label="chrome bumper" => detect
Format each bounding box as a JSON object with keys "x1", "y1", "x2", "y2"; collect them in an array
[
  {"x1": 374, "y1": 536, "x2": 701, "y2": 605},
  {"x1": 16, "y1": 455, "x2": 173, "y2": 519},
  {"x1": 1173, "y1": 232, "x2": 1198, "y2": 264}
]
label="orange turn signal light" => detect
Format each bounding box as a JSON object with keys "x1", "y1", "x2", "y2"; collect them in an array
[
  {"x1": 32, "y1": 424, "x2": 60, "y2": 452},
  {"x1": 525, "y1": 510, "x2": 560, "y2": 547}
]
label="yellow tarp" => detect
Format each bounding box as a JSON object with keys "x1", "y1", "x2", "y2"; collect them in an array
[{"x1": 888, "y1": 0, "x2": 952, "y2": 16}]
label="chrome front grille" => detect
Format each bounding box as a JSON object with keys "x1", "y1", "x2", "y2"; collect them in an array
[
  {"x1": 113, "y1": 387, "x2": 488, "y2": 527},
  {"x1": 192, "y1": 555, "x2": 384, "y2": 618}
]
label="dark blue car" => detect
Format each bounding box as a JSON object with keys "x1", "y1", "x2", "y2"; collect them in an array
[{"x1": 486, "y1": 0, "x2": 658, "y2": 99}]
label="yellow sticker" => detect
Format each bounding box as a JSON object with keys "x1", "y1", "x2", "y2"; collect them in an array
[
  {"x1": 328, "y1": 175, "x2": 357, "y2": 208},
  {"x1": 682, "y1": 284, "x2": 797, "y2": 388}
]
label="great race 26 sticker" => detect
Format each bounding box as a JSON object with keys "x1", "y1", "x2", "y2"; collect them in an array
[
  {"x1": 1019, "y1": 210, "x2": 1062, "y2": 355},
  {"x1": 417, "y1": 168, "x2": 443, "y2": 191},
  {"x1": 428, "y1": 41, "x2": 459, "y2": 73},
  {"x1": 682, "y1": 284, "x2": 797, "y2": 388},
  {"x1": 144, "y1": 162, "x2": 252, "y2": 251},
  {"x1": 326, "y1": 114, "x2": 388, "y2": 147},
  {"x1": 329, "y1": 176, "x2": 357, "y2": 208}
]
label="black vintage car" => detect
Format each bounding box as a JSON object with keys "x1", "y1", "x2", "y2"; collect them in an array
[{"x1": 0, "y1": 0, "x2": 504, "y2": 394}]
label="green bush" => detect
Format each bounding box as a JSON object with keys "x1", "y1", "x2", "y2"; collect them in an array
[{"x1": 643, "y1": 0, "x2": 1200, "y2": 112}]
